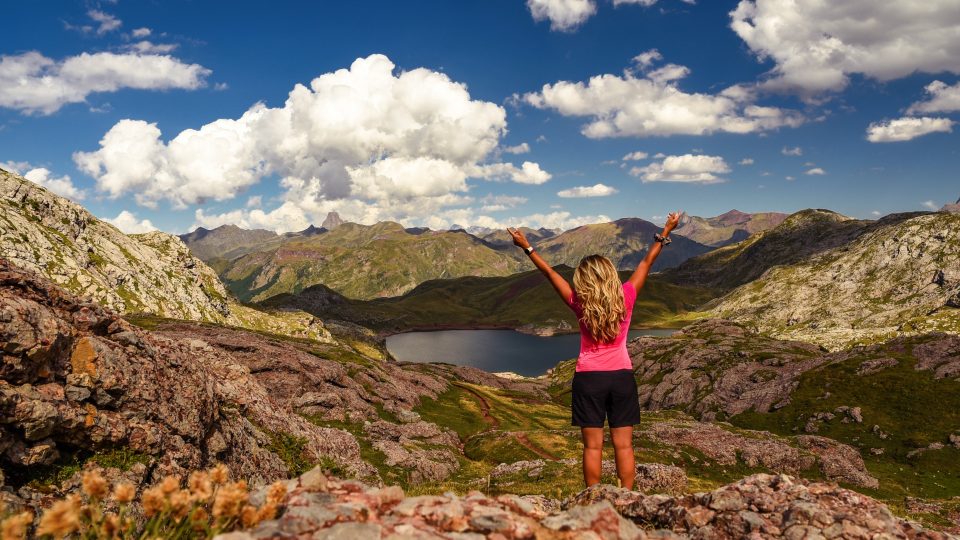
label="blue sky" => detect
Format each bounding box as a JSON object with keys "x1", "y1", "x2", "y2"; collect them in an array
[{"x1": 2, "y1": 0, "x2": 959, "y2": 234}]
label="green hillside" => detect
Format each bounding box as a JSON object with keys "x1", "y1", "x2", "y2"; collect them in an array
[{"x1": 263, "y1": 266, "x2": 715, "y2": 333}]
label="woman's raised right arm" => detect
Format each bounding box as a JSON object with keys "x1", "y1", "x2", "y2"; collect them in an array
[{"x1": 628, "y1": 211, "x2": 682, "y2": 291}]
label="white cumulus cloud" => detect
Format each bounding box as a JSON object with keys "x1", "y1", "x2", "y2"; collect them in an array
[
  {"x1": 131, "y1": 27, "x2": 152, "y2": 38},
  {"x1": 866, "y1": 117, "x2": 954, "y2": 142},
  {"x1": 731, "y1": 0, "x2": 960, "y2": 96},
  {"x1": 907, "y1": 80, "x2": 960, "y2": 114},
  {"x1": 105, "y1": 210, "x2": 157, "y2": 234},
  {"x1": 503, "y1": 142, "x2": 531, "y2": 154},
  {"x1": 739, "y1": 158, "x2": 754, "y2": 165},
  {"x1": 557, "y1": 183, "x2": 619, "y2": 198},
  {"x1": 630, "y1": 154, "x2": 730, "y2": 183},
  {"x1": 77, "y1": 54, "x2": 551, "y2": 231},
  {"x1": 524, "y1": 57, "x2": 802, "y2": 138},
  {"x1": 0, "y1": 51, "x2": 210, "y2": 115},
  {"x1": 805, "y1": 167, "x2": 826, "y2": 175},
  {"x1": 527, "y1": 0, "x2": 597, "y2": 31}
]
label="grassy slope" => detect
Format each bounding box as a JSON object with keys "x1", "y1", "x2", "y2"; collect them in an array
[
  {"x1": 271, "y1": 267, "x2": 715, "y2": 333},
  {"x1": 222, "y1": 223, "x2": 524, "y2": 302},
  {"x1": 729, "y1": 334, "x2": 960, "y2": 506}
]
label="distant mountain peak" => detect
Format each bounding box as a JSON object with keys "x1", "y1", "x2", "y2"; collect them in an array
[{"x1": 322, "y1": 211, "x2": 344, "y2": 230}]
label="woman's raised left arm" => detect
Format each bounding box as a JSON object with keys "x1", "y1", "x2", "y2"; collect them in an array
[{"x1": 507, "y1": 227, "x2": 573, "y2": 302}]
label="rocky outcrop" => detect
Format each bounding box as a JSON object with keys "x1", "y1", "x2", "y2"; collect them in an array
[
  {"x1": 708, "y1": 212, "x2": 960, "y2": 350},
  {"x1": 0, "y1": 169, "x2": 234, "y2": 324},
  {"x1": 220, "y1": 469, "x2": 950, "y2": 539},
  {"x1": 641, "y1": 418, "x2": 878, "y2": 488},
  {"x1": 629, "y1": 319, "x2": 826, "y2": 419},
  {"x1": 320, "y1": 211, "x2": 344, "y2": 230},
  {"x1": 566, "y1": 473, "x2": 949, "y2": 539},
  {"x1": 942, "y1": 197, "x2": 960, "y2": 214},
  {"x1": 0, "y1": 257, "x2": 372, "y2": 502}
]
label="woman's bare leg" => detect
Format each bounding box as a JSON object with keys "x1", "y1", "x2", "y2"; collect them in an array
[
  {"x1": 581, "y1": 427, "x2": 604, "y2": 486},
  {"x1": 610, "y1": 426, "x2": 635, "y2": 490}
]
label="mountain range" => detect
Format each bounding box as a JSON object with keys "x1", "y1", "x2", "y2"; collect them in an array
[{"x1": 180, "y1": 211, "x2": 785, "y2": 301}]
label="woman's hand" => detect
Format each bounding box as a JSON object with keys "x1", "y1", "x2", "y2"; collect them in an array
[
  {"x1": 664, "y1": 211, "x2": 683, "y2": 234},
  {"x1": 507, "y1": 227, "x2": 531, "y2": 249}
]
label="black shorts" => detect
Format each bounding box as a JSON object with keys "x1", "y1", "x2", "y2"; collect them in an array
[{"x1": 571, "y1": 369, "x2": 641, "y2": 428}]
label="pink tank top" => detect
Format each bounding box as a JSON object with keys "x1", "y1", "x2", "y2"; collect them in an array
[{"x1": 565, "y1": 281, "x2": 637, "y2": 372}]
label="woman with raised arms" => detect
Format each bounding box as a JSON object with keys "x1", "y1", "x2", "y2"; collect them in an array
[{"x1": 506, "y1": 211, "x2": 682, "y2": 489}]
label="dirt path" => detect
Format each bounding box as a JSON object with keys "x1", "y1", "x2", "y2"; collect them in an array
[
  {"x1": 457, "y1": 383, "x2": 500, "y2": 430},
  {"x1": 512, "y1": 432, "x2": 561, "y2": 461},
  {"x1": 457, "y1": 383, "x2": 559, "y2": 461}
]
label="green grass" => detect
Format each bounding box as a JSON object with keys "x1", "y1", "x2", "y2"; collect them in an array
[
  {"x1": 730, "y1": 334, "x2": 960, "y2": 502},
  {"x1": 4, "y1": 447, "x2": 152, "y2": 492}
]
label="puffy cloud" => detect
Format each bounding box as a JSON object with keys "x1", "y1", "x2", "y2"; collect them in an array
[
  {"x1": 124, "y1": 41, "x2": 179, "y2": 54},
  {"x1": 477, "y1": 161, "x2": 552, "y2": 185},
  {"x1": 731, "y1": 0, "x2": 960, "y2": 95},
  {"x1": 0, "y1": 51, "x2": 210, "y2": 115},
  {"x1": 105, "y1": 210, "x2": 157, "y2": 234},
  {"x1": 622, "y1": 151, "x2": 649, "y2": 161},
  {"x1": 631, "y1": 50, "x2": 662, "y2": 70},
  {"x1": 805, "y1": 167, "x2": 826, "y2": 175},
  {"x1": 739, "y1": 158, "x2": 754, "y2": 165},
  {"x1": 131, "y1": 27, "x2": 152, "y2": 38},
  {"x1": 866, "y1": 117, "x2": 954, "y2": 142},
  {"x1": 630, "y1": 154, "x2": 730, "y2": 183},
  {"x1": 88, "y1": 10, "x2": 121, "y2": 35},
  {"x1": 907, "y1": 80, "x2": 960, "y2": 114},
  {"x1": 524, "y1": 58, "x2": 802, "y2": 137},
  {"x1": 78, "y1": 55, "x2": 551, "y2": 229},
  {"x1": 527, "y1": 0, "x2": 597, "y2": 31},
  {"x1": 557, "y1": 183, "x2": 619, "y2": 197},
  {"x1": 503, "y1": 142, "x2": 531, "y2": 154},
  {"x1": 1, "y1": 161, "x2": 85, "y2": 200},
  {"x1": 781, "y1": 146, "x2": 802, "y2": 156}
]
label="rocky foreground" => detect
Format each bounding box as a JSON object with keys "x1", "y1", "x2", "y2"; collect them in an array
[{"x1": 219, "y1": 467, "x2": 952, "y2": 539}]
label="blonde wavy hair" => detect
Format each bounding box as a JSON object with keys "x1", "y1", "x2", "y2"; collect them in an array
[{"x1": 572, "y1": 255, "x2": 626, "y2": 343}]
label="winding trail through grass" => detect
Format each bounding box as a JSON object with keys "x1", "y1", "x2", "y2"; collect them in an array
[
  {"x1": 456, "y1": 382, "x2": 560, "y2": 461},
  {"x1": 458, "y1": 384, "x2": 501, "y2": 430}
]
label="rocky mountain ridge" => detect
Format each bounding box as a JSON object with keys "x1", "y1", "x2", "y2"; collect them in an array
[
  {"x1": 674, "y1": 209, "x2": 788, "y2": 247},
  {"x1": 706, "y1": 211, "x2": 960, "y2": 349},
  {"x1": 0, "y1": 169, "x2": 233, "y2": 324}
]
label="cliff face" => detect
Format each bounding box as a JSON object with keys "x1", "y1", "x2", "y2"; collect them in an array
[
  {"x1": 0, "y1": 169, "x2": 234, "y2": 324},
  {"x1": 707, "y1": 212, "x2": 960, "y2": 349}
]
